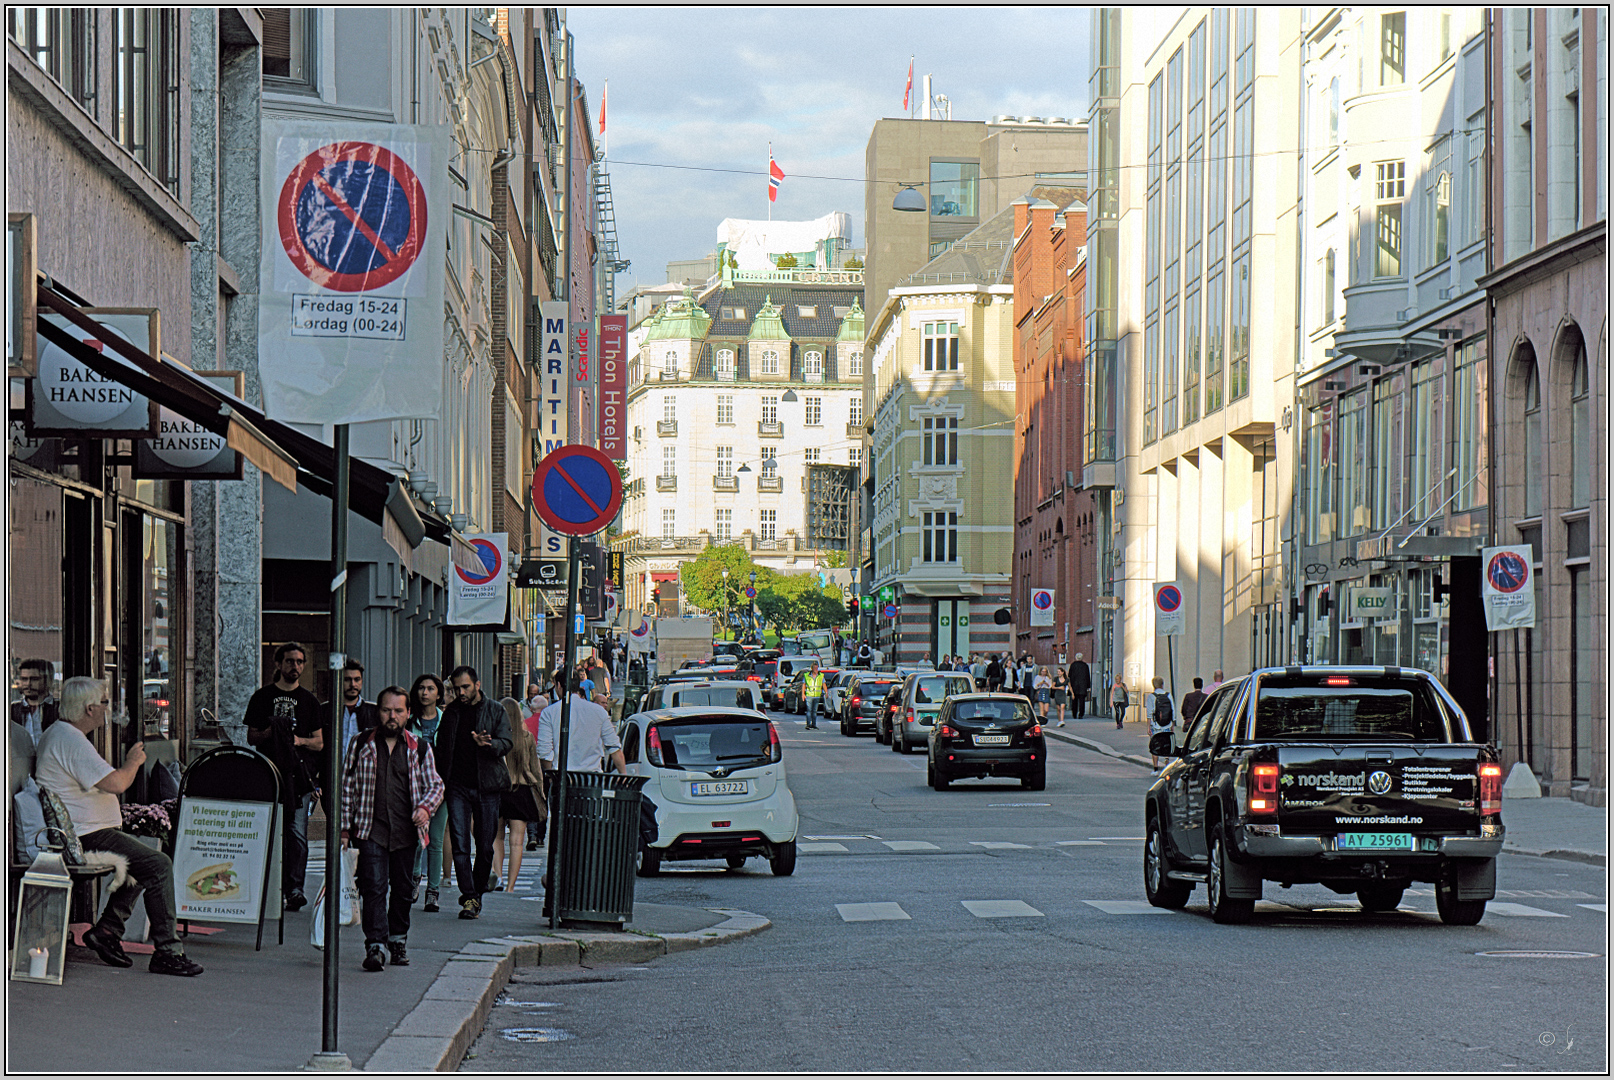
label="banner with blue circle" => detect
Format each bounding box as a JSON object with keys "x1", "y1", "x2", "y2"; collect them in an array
[{"x1": 448, "y1": 532, "x2": 509, "y2": 627}]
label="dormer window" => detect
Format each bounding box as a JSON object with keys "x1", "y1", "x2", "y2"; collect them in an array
[
  {"x1": 804, "y1": 350, "x2": 824, "y2": 382},
  {"x1": 761, "y1": 349, "x2": 780, "y2": 375},
  {"x1": 663, "y1": 350, "x2": 679, "y2": 378},
  {"x1": 797, "y1": 305, "x2": 817, "y2": 318}
]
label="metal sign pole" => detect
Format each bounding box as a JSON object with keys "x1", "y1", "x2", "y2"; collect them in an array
[
  {"x1": 546, "y1": 533, "x2": 582, "y2": 928},
  {"x1": 311, "y1": 423, "x2": 351, "y2": 1071}
]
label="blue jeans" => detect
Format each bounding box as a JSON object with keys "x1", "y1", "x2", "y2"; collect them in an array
[
  {"x1": 356, "y1": 837, "x2": 417, "y2": 946},
  {"x1": 284, "y1": 792, "x2": 312, "y2": 896},
  {"x1": 806, "y1": 696, "x2": 821, "y2": 726},
  {"x1": 447, "y1": 783, "x2": 501, "y2": 904},
  {"x1": 413, "y1": 801, "x2": 448, "y2": 887}
]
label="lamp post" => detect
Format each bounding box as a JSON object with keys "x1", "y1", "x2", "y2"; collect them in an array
[{"x1": 849, "y1": 565, "x2": 859, "y2": 647}]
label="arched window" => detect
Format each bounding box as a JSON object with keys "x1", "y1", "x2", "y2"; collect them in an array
[
  {"x1": 1570, "y1": 337, "x2": 1589, "y2": 508},
  {"x1": 760, "y1": 348, "x2": 780, "y2": 375},
  {"x1": 804, "y1": 350, "x2": 824, "y2": 382},
  {"x1": 663, "y1": 349, "x2": 679, "y2": 379},
  {"x1": 1521, "y1": 345, "x2": 1542, "y2": 517},
  {"x1": 715, "y1": 348, "x2": 735, "y2": 382}
]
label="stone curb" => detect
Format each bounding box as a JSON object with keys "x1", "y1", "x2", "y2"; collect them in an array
[
  {"x1": 363, "y1": 909, "x2": 769, "y2": 1072},
  {"x1": 1502, "y1": 844, "x2": 1607, "y2": 867},
  {"x1": 1043, "y1": 728, "x2": 1155, "y2": 770}
]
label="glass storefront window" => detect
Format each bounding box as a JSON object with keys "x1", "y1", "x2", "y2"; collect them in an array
[
  {"x1": 139, "y1": 516, "x2": 179, "y2": 739},
  {"x1": 8, "y1": 475, "x2": 66, "y2": 692}
]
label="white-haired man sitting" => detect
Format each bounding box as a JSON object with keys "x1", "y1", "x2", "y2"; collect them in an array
[{"x1": 34, "y1": 676, "x2": 201, "y2": 976}]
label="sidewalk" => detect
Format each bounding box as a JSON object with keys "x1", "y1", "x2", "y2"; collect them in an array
[
  {"x1": 6, "y1": 847, "x2": 767, "y2": 1073},
  {"x1": 1043, "y1": 712, "x2": 1608, "y2": 866}
]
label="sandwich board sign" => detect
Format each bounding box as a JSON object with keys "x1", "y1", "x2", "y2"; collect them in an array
[{"x1": 171, "y1": 799, "x2": 276, "y2": 924}]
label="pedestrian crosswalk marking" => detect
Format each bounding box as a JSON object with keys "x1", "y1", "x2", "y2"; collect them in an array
[
  {"x1": 882, "y1": 841, "x2": 940, "y2": 851},
  {"x1": 799, "y1": 842, "x2": 849, "y2": 853},
  {"x1": 1487, "y1": 902, "x2": 1570, "y2": 918},
  {"x1": 962, "y1": 899, "x2": 1043, "y2": 918},
  {"x1": 1578, "y1": 904, "x2": 1607, "y2": 913},
  {"x1": 1081, "y1": 900, "x2": 1172, "y2": 915},
  {"x1": 836, "y1": 902, "x2": 911, "y2": 922},
  {"x1": 1056, "y1": 840, "x2": 1106, "y2": 846},
  {"x1": 969, "y1": 841, "x2": 1031, "y2": 850}
]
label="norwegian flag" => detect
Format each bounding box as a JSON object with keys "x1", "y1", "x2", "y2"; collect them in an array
[
  {"x1": 903, "y1": 58, "x2": 913, "y2": 112},
  {"x1": 768, "y1": 148, "x2": 785, "y2": 203}
]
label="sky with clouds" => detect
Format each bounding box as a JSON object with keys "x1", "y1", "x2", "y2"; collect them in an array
[{"x1": 566, "y1": 6, "x2": 1093, "y2": 297}]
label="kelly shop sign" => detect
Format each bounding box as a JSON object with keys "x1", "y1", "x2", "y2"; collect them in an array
[{"x1": 258, "y1": 119, "x2": 448, "y2": 424}]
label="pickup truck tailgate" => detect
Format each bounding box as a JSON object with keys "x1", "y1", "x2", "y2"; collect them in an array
[{"x1": 1275, "y1": 745, "x2": 1481, "y2": 834}]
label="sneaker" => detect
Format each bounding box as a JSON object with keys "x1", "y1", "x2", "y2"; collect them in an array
[
  {"x1": 1058, "y1": 721, "x2": 1067, "y2": 727},
  {"x1": 459, "y1": 897, "x2": 481, "y2": 920},
  {"x1": 284, "y1": 890, "x2": 308, "y2": 912},
  {"x1": 81, "y1": 926, "x2": 133, "y2": 968},
  {"x1": 363, "y1": 944, "x2": 385, "y2": 972},
  {"x1": 387, "y1": 941, "x2": 410, "y2": 967},
  {"x1": 423, "y1": 888, "x2": 440, "y2": 913},
  {"x1": 149, "y1": 952, "x2": 204, "y2": 977}
]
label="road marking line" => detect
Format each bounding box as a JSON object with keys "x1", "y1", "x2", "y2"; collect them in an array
[
  {"x1": 962, "y1": 899, "x2": 1043, "y2": 918},
  {"x1": 1088, "y1": 836, "x2": 1145, "y2": 841},
  {"x1": 1485, "y1": 902, "x2": 1571, "y2": 918},
  {"x1": 836, "y1": 902, "x2": 911, "y2": 922},
  {"x1": 1056, "y1": 840, "x2": 1107, "y2": 846},
  {"x1": 1081, "y1": 900, "x2": 1173, "y2": 915},
  {"x1": 969, "y1": 841, "x2": 1031, "y2": 849},
  {"x1": 799, "y1": 843, "x2": 849, "y2": 853},
  {"x1": 882, "y1": 841, "x2": 940, "y2": 851},
  {"x1": 1578, "y1": 904, "x2": 1607, "y2": 913}
]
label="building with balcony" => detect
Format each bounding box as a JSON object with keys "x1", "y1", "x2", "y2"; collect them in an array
[
  {"x1": 618, "y1": 255, "x2": 864, "y2": 619},
  {"x1": 1088, "y1": 7, "x2": 1301, "y2": 697}
]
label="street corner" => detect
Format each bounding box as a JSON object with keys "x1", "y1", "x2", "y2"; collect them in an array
[{"x1": 659, "y1": 908, "x2": 773, "y2": 953}]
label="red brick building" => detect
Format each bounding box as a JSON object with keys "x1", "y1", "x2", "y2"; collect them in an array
[{"x1": 1011, "y1": 193, "x2": 1099, "y2": 672}]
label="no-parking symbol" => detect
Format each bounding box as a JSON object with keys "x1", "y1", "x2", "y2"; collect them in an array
[
  {"x1": 278, "y1": 141, "x2": 428, "y2": 292},
  {"x1": 1481, "y1": 545, "x2": 1536, "y2": 631}
]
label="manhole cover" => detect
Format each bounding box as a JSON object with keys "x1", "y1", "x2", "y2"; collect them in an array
[
  {"x1": 1474, "y1": 950, "x2": 1601, "y2": 959},
  {"x1": 500, "y1": 1027, "x2": 574, "y2": 1043}
]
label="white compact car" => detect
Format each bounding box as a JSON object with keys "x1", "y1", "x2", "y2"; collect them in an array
[
  {"x1": 641, "y1": 680, "x2": 766, "y2": 713},
  {"x1": 618, "y1": 706, "x2": 799, "y2": 876}
]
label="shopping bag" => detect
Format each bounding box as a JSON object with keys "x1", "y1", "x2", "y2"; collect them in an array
[
  {"x1": 339, "y1": 845, "x2": 361, "y2": 926},
  {"x1": 310, "y1": 881, "x2": 328, "y2": 949}
]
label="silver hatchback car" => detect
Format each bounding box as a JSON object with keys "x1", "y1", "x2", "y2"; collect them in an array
[{"x1": 891, "y1": 670, "x2": 977, "y2": 754}]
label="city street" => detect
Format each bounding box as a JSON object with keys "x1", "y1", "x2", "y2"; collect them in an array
[{"x1": 463, "y1": 708, "x2": 1607, "y2": 1073}]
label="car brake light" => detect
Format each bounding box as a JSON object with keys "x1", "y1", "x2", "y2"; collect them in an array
[
  {"x1": 851, "y1": 696, "x2": 861, "y2": 709},
  {"x1": 1478, "y1": 763, "x2": 1502, "y2": 816},
  {"x1": 747, "y1": 675, "x2": 761, "y2": 682},
  {"x1": 767, "y1": 721, "x2": 782, "y2": 762},
  {"x1": 646, "y1": 727, "x2": 665, "y2": 767},
  {"x1": 712, "y1": 821, "x2": 730, "y2": 828},
  {"x1": 1324, "y1": 676, "x2": 1353, "y2": 686},
  {"x1": 906, "y1": 709, "x2": 915, "y2": 724},
  {"x1": 1249, "y1": 762, "x2": 1280, "y2": 814},
  {"x1": 938, "y1": 724, "x2": 955, "y2": 737},
  {"x1": 1026, "y1": 724, "x2": 1041, "y2": 737}
]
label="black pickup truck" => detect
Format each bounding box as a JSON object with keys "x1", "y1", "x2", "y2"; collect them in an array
[{"x1": 1143, "y1": 666, "x2": 1505, "y2": 925}]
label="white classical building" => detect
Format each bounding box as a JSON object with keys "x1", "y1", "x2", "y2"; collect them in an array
[{"x1": 618, "y1": 262, "x2": 866, "y2": 616}]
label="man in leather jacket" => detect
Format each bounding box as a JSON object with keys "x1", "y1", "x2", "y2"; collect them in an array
[{"x1": 434, "y1": 665, "x2": 511, "y2": 919}]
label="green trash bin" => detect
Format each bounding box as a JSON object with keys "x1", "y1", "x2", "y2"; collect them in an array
[{"x1": 555, "y1": 772, "x2": 648, "y2": 927}]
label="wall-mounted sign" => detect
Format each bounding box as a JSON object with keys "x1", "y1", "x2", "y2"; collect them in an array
[
  {"x1": 598, "y1": 313, "x2": 627, "y2": 458},
  {"x1": 28, "y1": 308, "x2": 159, "y2": 437},
  {"x1": 133, "y1": 368, "x2": 244, "y2": 480},
  {"x1": 447, "y1": 532, "x2": 509, "y2": 626},
  {"x1": 1153, "y1": 582, "x2": 1184, "y2": 637},
  {"x1": 1351, "y1": 586, "x2": 1392, "y2": 621},
  {"x1": 1481, "y1": 545, "x2": 1536, "y2": 630},
  {"x1": 1029, "y1": 588, "x2": 1055, "y2": 626}
]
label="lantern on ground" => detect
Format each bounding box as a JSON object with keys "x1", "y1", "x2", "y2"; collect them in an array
[{"x1": 11, "y1": 848, "x2": 72, "y2": 985}]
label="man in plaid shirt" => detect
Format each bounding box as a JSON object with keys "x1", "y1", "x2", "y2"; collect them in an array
[{"x1": 340, "y1": 685, "x2": 444, "y2": 972}]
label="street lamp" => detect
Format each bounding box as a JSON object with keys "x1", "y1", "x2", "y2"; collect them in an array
[
  {"x1": 893, "y1": 185, "x2": 927, "y2": 212},
  {"x1": 749, "y1": 570, "x2": 758, "y2": 643}
]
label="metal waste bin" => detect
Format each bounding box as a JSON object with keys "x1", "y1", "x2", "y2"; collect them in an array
[{"x1": 555, "y1": 772, "x2": 648, "y2": 927}]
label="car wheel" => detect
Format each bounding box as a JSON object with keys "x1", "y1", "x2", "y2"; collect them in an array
[
  {"x1": 1143, "y1": 815, "x2": 1192, "y2": 909},
  {"x1": 1021, "y1": 768, "x2": 1046, "y2": 791},
  {"x1": 1434, "y1": 879, "x2": 1487, "y2": 925},
  {"x1": 891, "y1": 728, "x2": 904, "y2": 753},
  {"x1": 725, "y1": 854, "x2": 747, "y2": 870},
  {"x1": 769, "y1": 840, "x2": 797, "y2": 877},
  {"x1": 1356, "y1": 882, "x2": 1406, "y2": 912},
  {"x1": 840, "y1": 719, "x2": 851, "y2": 737},
  {"x1": 930, "y1": 760, "x2": 950, "y2": 791},
  {"x1": 1207, "y1": 831, "x2": 1255, "y2": 924},
  {"x1": 636, "y1": 847, "x2": 662, "y2": 877}
]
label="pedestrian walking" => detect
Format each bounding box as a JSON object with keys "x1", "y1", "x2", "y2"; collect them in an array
[
  {"x1": 407, "y1": 674, "x2": 450, "y2": 912},
  {"x1": 340, "y1": 686, "x2": 444, "y2": 972},
  {"x1": 1034, "y1": 667, "x2": 1053, "y2": 720},
  {"x1": 436, "y1": 666, "x2": 513, "y2": 920},
  {"x1": 536, "y1": 673, "x2": 626, "y2": 775},
  {"x1": 1109, "y1": 675, "x2": 1129, "y2": 730},
  {"x1": 1180, "y1": 677, "x2": 1208, "y2": 738},
  {"x1": 36, "y1": 677, "x2": 203, "y2": 976},
  {"x1": 243, "y1": 641, "x2": 322, "y2": 912},
  {"x1": 1208, "y1": 669, "x2": 1224, "y2": 692},
  {"x1": 1051, "y1": 668, "x2": 1069, "y2": 726},
  {"x1": 803, "y1": 661, "x2": 826, "y2": 729},
  {"x1": 1067, "y1": 652, "x2": 1092, "y2": 719},
  {"x1": 1147, "y1": 676, "x2": 1175, "y2": 771},
  {"x1": 491, "y1": 697, "x2": 544, "y2": 892},
  {"x1": 1018, "y1": 657, "x2": 1037, "y2": 706},
  {"x1": 330, "y1": 658, "x2": 380, "y2": 758}
]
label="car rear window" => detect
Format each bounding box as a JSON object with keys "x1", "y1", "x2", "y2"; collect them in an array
[
  {"x1": 913, "y1": 675, "x2": 972, "y2": 705},
  {"x1": 671, "y1": 689, "x2": 760, "y2": 709},
  {"x1": 1253, "y1": 675, "x2": 1454, "y2": 742},
  {"x1": 954, "y1": 700, "x2": 1032, "y2": 722},
  {"x1": 857, "y1": 680, "x2": 897, "y2": 694},
  {"x1": 652, "y1": 717, "x2": 772, "y2": 768}
]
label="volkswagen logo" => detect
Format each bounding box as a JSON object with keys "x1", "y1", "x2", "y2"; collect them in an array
[{"x1": 1367, "y1": 770, "x2": 1393, "y2": 795}]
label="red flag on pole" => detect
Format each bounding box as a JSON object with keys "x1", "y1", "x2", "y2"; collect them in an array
[
  {"x1": 768, "y1": 149, "x2": 784, "y2": 203},
  {"x1": 903, "y1": 58, "x2": 913, "y2": 112}
]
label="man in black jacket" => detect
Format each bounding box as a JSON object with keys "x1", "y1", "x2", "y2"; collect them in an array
[
  {"x1": 244, "y1": 642, "x2": 324, "y2": 910},
  {"x1": 435, "y1": 665, "x2": 511, "y2": 920},
  {"x1": 1067, "y1": 653, "x2": 1092, "y2": 719},
  {"x1": 10, "y1": 658, "x2": 59, "y2": 746}
]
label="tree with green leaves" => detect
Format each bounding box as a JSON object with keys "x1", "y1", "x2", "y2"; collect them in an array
[{"x1": 678, "y1": 543, "x2": 760, "y2": 628}]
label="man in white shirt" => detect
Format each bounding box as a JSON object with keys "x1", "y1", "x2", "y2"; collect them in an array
[
  {"x1": 34, "y1": 676, "x2": 201, "y2": 976},
  {"x1": 536, "y1": 675, "x2": 626, "y2": 775}
]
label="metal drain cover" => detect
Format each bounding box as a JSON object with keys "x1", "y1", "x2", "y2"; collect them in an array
[
  {"x1": 499, "y1": 1027, "x2": 574, "y2": 1042},
  {"x1": 1474, "y1": 950, "x2": 1601, "y2": 959}
]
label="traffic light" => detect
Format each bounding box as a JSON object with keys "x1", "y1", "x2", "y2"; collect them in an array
[
  {"x1": 652, "y1": 587, "x2": 662, "y2": 604},
  {"x1": 849, "y1": 596, "x2": 860, "y2": 617}
]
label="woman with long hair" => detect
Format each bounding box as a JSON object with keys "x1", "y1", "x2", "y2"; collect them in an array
[
  {"x1": 1034, "y1": 666, "x2": 1053, "y2": 721},
  {"x1": 491, "y1": 697, "x2": 544, "y2": 892},
  {"x1": 409, "y1": 673, "x2": 450, "y2": 912}
]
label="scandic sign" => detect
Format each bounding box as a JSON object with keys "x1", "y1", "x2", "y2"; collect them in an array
[{"x1": 598, "y1": 314, "x2": 626, "y2": 459}]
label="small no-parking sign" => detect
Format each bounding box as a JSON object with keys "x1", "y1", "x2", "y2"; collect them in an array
[{"x1": 1153, "y1": 582, "x2": 1184, "y2": 637}]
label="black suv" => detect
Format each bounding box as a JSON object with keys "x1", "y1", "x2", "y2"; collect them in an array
[
  {"x1": 840, "y1": 675, "x2": 900, "y2": 736},
  {"x1": 927, "y1": 693, "x2": 1046, "y2": 790}
]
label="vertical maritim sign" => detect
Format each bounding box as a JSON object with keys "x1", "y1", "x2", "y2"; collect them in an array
[{"x1": 535, "y1": 301, "x2": 569, "y2": 558}]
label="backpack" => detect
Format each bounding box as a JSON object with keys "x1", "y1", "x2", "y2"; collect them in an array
[{"x1": 1152, "y1": 691, "x2": 1174, "y2": 725}]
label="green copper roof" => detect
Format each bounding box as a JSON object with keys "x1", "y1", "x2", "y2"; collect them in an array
[
  {"x1": 747, "y1": 295, "x2": 790, "y2": 341},
  {"x1": 643, "y1": 286, "x2": 712, "y2": 341},
  {"x1": 835, "y1": 297, "x2": 865, "y2": 342}
]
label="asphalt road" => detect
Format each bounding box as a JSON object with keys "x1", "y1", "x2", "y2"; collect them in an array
[{"x1": 464, "y1": 708, "x2": 1608, "y2": 1073}]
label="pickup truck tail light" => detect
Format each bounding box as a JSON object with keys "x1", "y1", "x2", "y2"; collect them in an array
[
  {"x1": 767, "y1": 721, "x2": 782, "y2": 763},
  {"x1": 646, "y1": 726, "x2": 665, "y2": 767},
  {"x1": 1478, "y1": 763, "x2": 1502, "y2": 816},
  {"x1": 1249, "y1": 763, "x2": 1280, "y2": 815}
]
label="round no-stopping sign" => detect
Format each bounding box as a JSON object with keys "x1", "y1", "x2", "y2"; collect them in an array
[
  {"x1": 532, "y1": 445, "x2": 623, "y2": 537},
  {"x1": 278, "y1": 141, "x2": 428, "y2": 292},
  {"x1": 1031, "y1": 589, "x2": 1054, "y2": 611},
  {"x1": 1155, "y1": 584, "x2": 1183, "y2": 613},
  {"x1": 456, "y1": 538, "x2": 503, "y2": 585},
  {"x1": 883, "y1": 604, "x2": 898, "y2": 619},
  {"x1": 1487, "y1": 550, "x2": 1530, "y2": 594}
]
